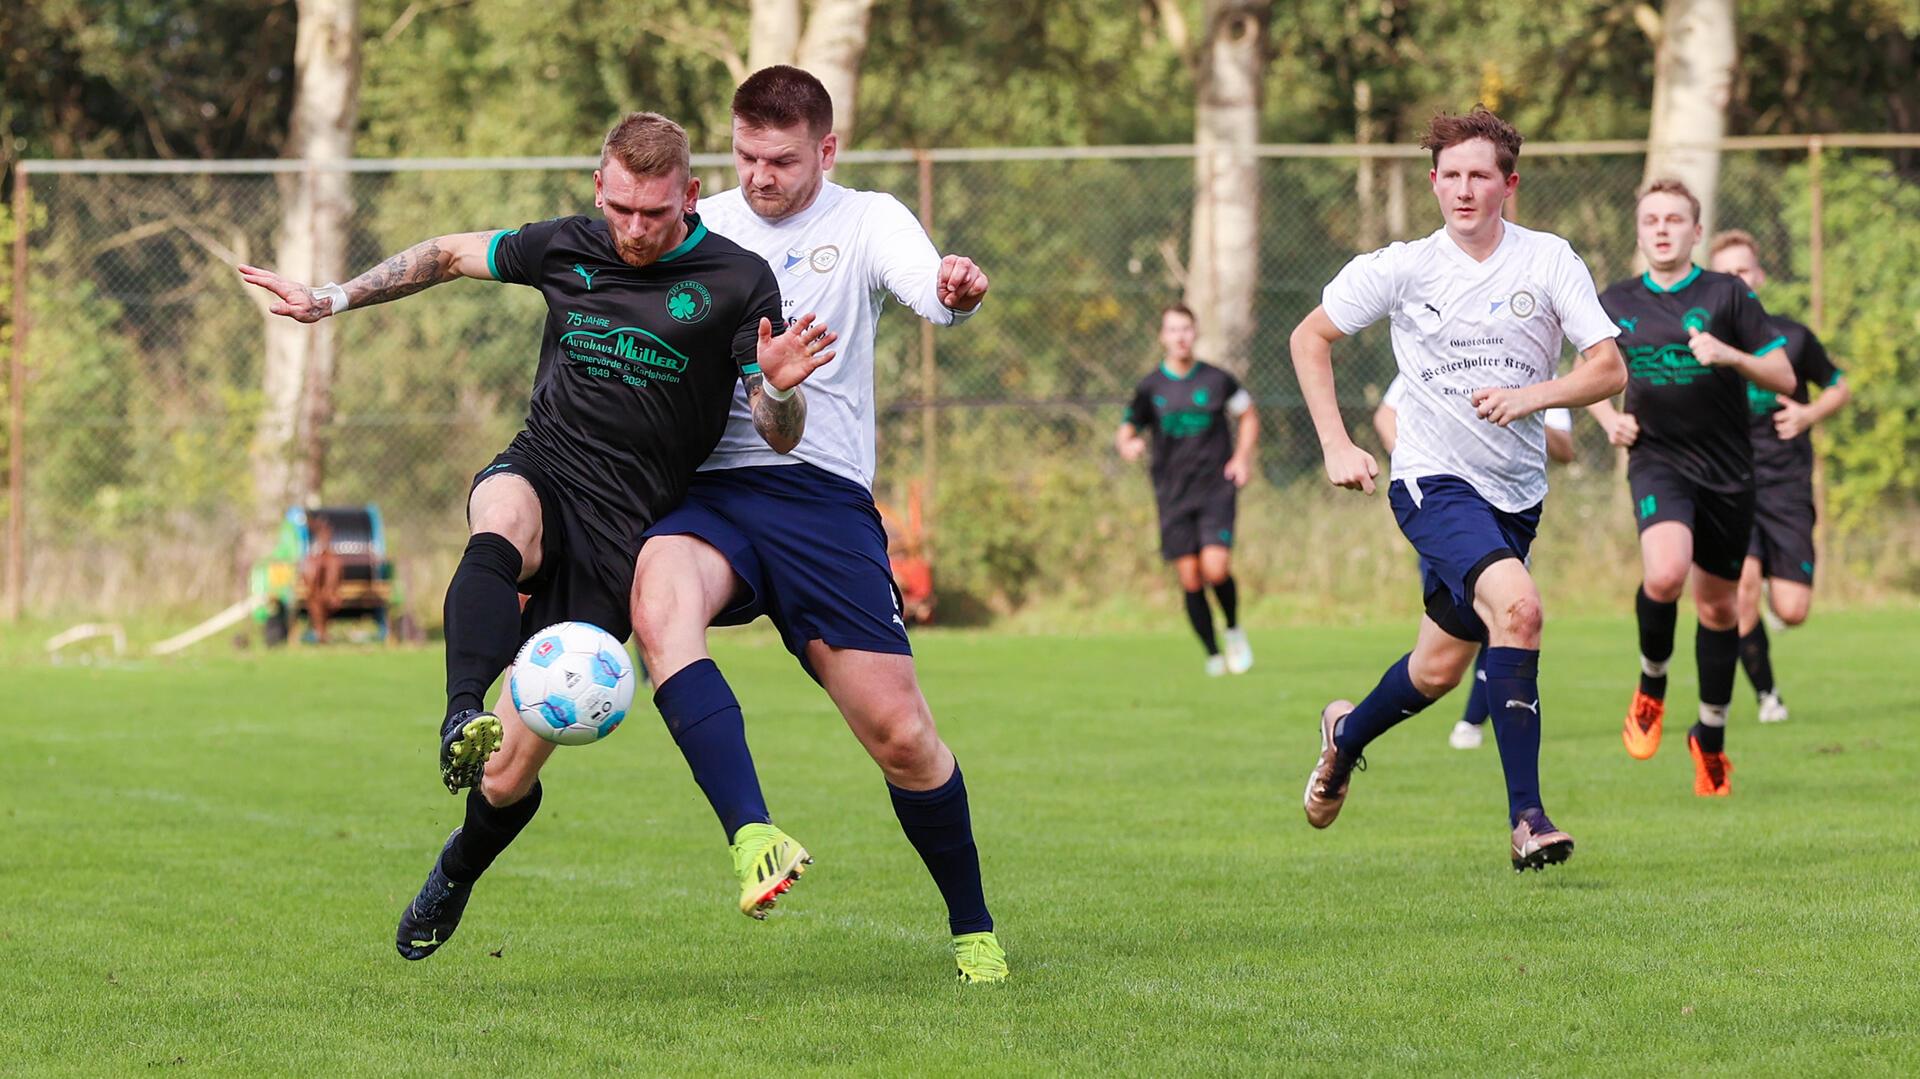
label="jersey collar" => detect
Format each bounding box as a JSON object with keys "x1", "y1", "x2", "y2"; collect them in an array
[
  {"x1": 1160, "y1": 360, "x2": 1199, "y2": 380},
  {"x1": 1641, "y1": 264, "x2": 1702, "y2": 293},
  {"x1": 656, "y1": 214, "x2": 708, "y2": 263}
]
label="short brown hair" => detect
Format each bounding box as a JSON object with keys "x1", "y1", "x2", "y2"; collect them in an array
[
  {"x1": 1709, "y1": 228, "x2": 1759, "y2": 259},
  {"x1": 1638, "y1": 178, "x2": 1701, "y2": 223},
  {"x1": 600, "y1": 112, "x2": 690, "y2": 179},
  {"x1": 1420, "y1": 106, "x2": 1523, "y2": 176},
  {"x1": 1161, "y1": 303, "x2": 1196, "y2": 323},
  {"x1": 733, "y1": 65, "x2": 834, "y2": 137}
]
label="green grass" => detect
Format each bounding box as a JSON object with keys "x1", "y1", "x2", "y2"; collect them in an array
[{"x1": 5, "y1": 610, "x2": 1918, "y2": 1076}]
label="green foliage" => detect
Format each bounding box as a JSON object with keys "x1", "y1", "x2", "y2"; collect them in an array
[{"x1": 1771, "y1": 155, "x2": 1920, "y2": 530}]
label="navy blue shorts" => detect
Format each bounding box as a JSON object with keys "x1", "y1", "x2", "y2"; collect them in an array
[
  {"x1": 1389, "y1": 474, "x2": 1541, "y2": 643},
  {"x1": 642, "y1": 463, "x2": 910, "y2": 672}
]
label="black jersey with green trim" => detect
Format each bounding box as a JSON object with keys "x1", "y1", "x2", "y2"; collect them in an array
[
  {"x1": 487, "y1": 213, "x2": 782, "y2": 521},
  {"x1": 1747, "y1": 315, "x2": 1841, "y2": 487},
  {"x1": 1599, "y1": 266, "x2": 1786, "y2": 493},
  {"x1": 1125, "y1": 361, "x2": 1242, "y2": 509}
]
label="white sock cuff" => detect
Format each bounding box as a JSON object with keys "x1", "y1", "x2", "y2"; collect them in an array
[
  {"x1": 1641, "y1": 656, "x2": 1670, "y2": 677},
  {"x1": 1698, "y1": 704, "x2": 1729, "y2": 728}
]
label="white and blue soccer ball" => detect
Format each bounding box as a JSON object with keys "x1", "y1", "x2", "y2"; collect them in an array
[{"x1": 509, "y1": 621, "x2": 636, "y2": 746}]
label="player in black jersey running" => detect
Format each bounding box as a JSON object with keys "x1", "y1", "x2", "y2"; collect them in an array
[
  {"x1": 1587, "y1": 179, "x2": 1793, "y2": 796},
  {"x1": 1708, "y1": 229, "x2": 1850, "y2": 724},
  {"x1": 1115, "y1": 303, "x2": 1260, "y2": 676},
  {"x1": 240, "y1": 112, "x2": 837, "y2": 960}
]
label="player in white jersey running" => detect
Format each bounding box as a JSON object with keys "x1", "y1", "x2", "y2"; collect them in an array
[
  {"x1": 1288, "y1": 107, "x2": 1627, "y2": 871},
  {"x1": 628, "y1": 67, "x2": 1006, "y2": 983}
]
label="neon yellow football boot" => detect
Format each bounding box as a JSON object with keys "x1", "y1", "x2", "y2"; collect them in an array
[
  {"x1": 953, "y1": 931, "x2": 1009, "y2": 984},
  {"x1": 730, "y1": 823, "x2": 811, "y2": 919}
]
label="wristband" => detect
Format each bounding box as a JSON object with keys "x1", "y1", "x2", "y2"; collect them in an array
[
  {"x1": 760, "y1": 378, "x2": 796, "y2": 402},
  {"x1": 314, "y1": 282, "x2": 350, "y2": 314}
]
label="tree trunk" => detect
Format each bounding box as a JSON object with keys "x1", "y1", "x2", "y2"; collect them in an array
[
  {"x1": 1185, "y1": 0, "x2": 1268, "y2": 379},
  {"x1": 749, "y1": 0, "x2": 802, "y2": 71},
  {"x1": 749, "y1": 0, "x2": 875, "y2": 147},
  {"x1": 254, "y1": 0, "x2": 359, "y2": 537},
  {"x1": 796, "y1": 0, "x2": 876, "y2": 145},
  {"x1": 1642, "y1": 0, "x2": 1736, "y2": 245}
]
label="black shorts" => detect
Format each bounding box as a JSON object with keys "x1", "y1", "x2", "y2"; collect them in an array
[
  {"x1": 1157, "y1": 485, "x2": 1237, "y2": 561},
  {"x1": 1748, "y1": 479, "x2": 1817, "y2": 585},
  {"x1": 1627, "y1": 455, "x2": 1755, "y2": 582},
  {"x1": 469, "y1": 444, "x2": 648, "y2": 643}
]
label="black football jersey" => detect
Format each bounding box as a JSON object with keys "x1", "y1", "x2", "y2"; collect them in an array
[
  {"x1": 1747, "y1": 315, "x2": 1841, "y2": 487},
  {"x1": 1599, "y1": 266, "x2": 1787, "y2": 493},
  {"x1": 1125, "y1": 361, "x2": 1244, "y2": 509},
  {"x1": 488, "y1": 214, "x2": 783, "y2": 520}
]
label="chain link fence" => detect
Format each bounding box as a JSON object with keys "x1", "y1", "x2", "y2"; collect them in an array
[{"x1": 6, "y1": 139, "x2": 1918, "y2": 626}]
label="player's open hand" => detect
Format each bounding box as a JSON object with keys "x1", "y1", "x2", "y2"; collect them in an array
[
  {"x1": 237, "y1": 264, "x2": 333, "y2": 322},
  {"x1": 757, "y1": 312, "x2": 837, "y2": 391},
  {"x1": 1687, "y1": 329, "x2": 1738, "y2": 366},
  {"x1": 1772, "y1": 396, "x2": 1814, "y2": 439},
  {"x1": 1602, "y1": 411, "x2": 1640, "y2": 447},
  {"x1": 937, "y1": 255, "x2": 989, "y2": 312},
  {"x1": 1224, "y1": 457, "x2": 1254, "y2": 488},
  {"x1": 1471, "y1": 385, "x2": 1538, "y2": 427},
  {"x1": 1323, "y1": 441, "x2": 1379, "y2": 494}
]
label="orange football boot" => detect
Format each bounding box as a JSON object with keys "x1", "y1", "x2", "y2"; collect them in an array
[
  {"x1": 1622, "y1": 690, "x2": 1664, "y2": 760},
  {"x1": 1688, "y1": 731, "x2": 1733, "y2": 796}
]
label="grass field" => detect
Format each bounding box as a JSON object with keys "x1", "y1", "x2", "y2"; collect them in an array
[{"x1": 7, "y1": 609, "x2": 1919, "y2": 1076}]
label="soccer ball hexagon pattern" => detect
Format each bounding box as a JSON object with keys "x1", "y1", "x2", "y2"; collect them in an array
[{"x1": 508, "y1": 621, "x2": 636, "y2": 746}]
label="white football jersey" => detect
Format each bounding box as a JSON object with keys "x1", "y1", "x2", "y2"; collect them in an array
[
  {"x1": 1324, "y1": 221, "x2": 1616, "y2": 511},
  {"x1": 696, "y1": 182, "x2": 971, "y2": 488},
  {"x1": 1383, "y1": 375, "x2": 1571, "y2": 431}
]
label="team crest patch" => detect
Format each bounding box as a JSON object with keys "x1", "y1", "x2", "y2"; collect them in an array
[
  {"x1": 667, "y1": 280, "x2": 711, "y2": 323},
  {"x1": 1509, "y1": 290, "x2": 1538, "y2": 318},
  {"x1": 784, "y1": 244, "x2": 842, "y2": 275}
]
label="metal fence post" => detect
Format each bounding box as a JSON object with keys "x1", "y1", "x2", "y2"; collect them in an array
[
  {"x1": 1807, "y1": 135, "x2": 1825, "y2": 334},
  {"x1": 6, "y1": 165, "x2": 28, "y2": 622},
  {"x1": 915, "y1": 150, "x2": 937, "y2": 544}
]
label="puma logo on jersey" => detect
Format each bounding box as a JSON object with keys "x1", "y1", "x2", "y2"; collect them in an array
[
  {"x1": 1618, "y1": 317, "x2": 1639, "y2": 333},
  {"x1": 572, "y1": 263, "x2": 596, "y2": 290},
  {"x1": 1506, "y1": 699, "x2": 1540, "y2": 715},
  {"x1": 1422, "y1": 303, "x2": 1442, "y2": 318}
]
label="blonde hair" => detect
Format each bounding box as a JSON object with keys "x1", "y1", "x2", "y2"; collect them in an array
[
  {"x1": 1638, "y1": 178, "x2": 1701, "y2": 223},
  {"x1": 1709, "y1": 228, "x2": 1759, "y2": 260},
  {"x1": 600, "y1": 112, "x2": 690, "y2": 180}
]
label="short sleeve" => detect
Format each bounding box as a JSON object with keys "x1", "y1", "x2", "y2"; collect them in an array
[
  {"x1": 1125, "y1": 381, "x2": 1155, "y2": 430},
  {"x1": 731, "y1": 261, "x2": 786, "y2": 379},
  {"x1": 1322, "y1": 245, "x2": 1403, "y2": 335},
  {"x1": 1797, "y1": 328, "x2": 1842, "y2": 390},
  {"x1": 1547, "y1": 242, "x2": 1620, "y2": 352},
  {"x1": 1381, "y1": 375, "x2": 1408, "y2": 410},
  {"x1": 1728, "y1": 285, "x2": 1784, "y2": 358},
  {"x1": 1544, "y1": 407, "x2": 1573, "y2": 432},
  {"x1": 487, "y1": 218, "x2": 569, "y2": 286}
]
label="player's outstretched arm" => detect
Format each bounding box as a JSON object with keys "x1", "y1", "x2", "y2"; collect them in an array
[
  {"x1": 238, "y1": 231, "x2": 500, "y2": 322},
  {"x1": 1473, "y1": 338, "x2": 1628, "y2": 426},
  {"x1": 748, "y1": 313, "x2": 837, "y2": 455},
  {"x1": 1289, "y1": 305, "x2": 1378, "y2": 494}
]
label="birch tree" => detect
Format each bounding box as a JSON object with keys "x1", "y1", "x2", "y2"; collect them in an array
[
  {"x1": 1185, "y1": 0, "x2": 1270, "y2": 378},
  {"x1": 1641, "y1": 0, "x2": 1736, "y2": 245}
]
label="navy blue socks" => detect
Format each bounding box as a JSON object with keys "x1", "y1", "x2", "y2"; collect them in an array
[
  {"x1": 443, "y1": 532, "x2": 524, "y2": 720},
  {"x1": 1483, "y1": 647, "x2": 1544, "y2": 825},
  {"x1": 654, "y1": 659, "x2": 772, "y2": 842},
  {"x1": 443, "y1": 781, "x2": 543, "y2": 884},
  {"x1": 889, "y1": 763, "x2": 992, "y2": 935},
  {"x1": 1334, "y1": 653, "x2": 1435, "y2": 755},
  {"x1": 1461, "y1": 646, "x2": 1492, "y2": 726}
]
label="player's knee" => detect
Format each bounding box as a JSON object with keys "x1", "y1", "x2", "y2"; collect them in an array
[
  {"x1": 1496, "y1": 595, "x2": 1543, "y2": 646},
  {"x1": 480, "y1": 760, "x2": 539, "y2": 807},
  {"x1": 1696, "y1": 594, "x2": 1737, "y2": 630},
  {"x1": 1774, "y1": 595, "x2": 1811, "y2": 626},
  {"x1": 1408, "y1": 652, "x2": 1465, "y2": 696},
  {"x1": 1643, "y1": 570, "x2": 1687, "y2": 604},
  {"x1": 862, "y1": 702, "x2": 939, "y2": 774}
]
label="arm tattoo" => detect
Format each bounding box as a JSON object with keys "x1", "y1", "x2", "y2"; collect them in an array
[
  {"x1": 343, "y1": 238, "x2": 456, "y2": 308},
  {"x1": 747, "y1": 373, "x2": 807, "y2": 453}
]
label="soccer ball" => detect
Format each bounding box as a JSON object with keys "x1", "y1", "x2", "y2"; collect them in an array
[{"x1": 508, "y1": 621, "x2": 636, "y2": 746}]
